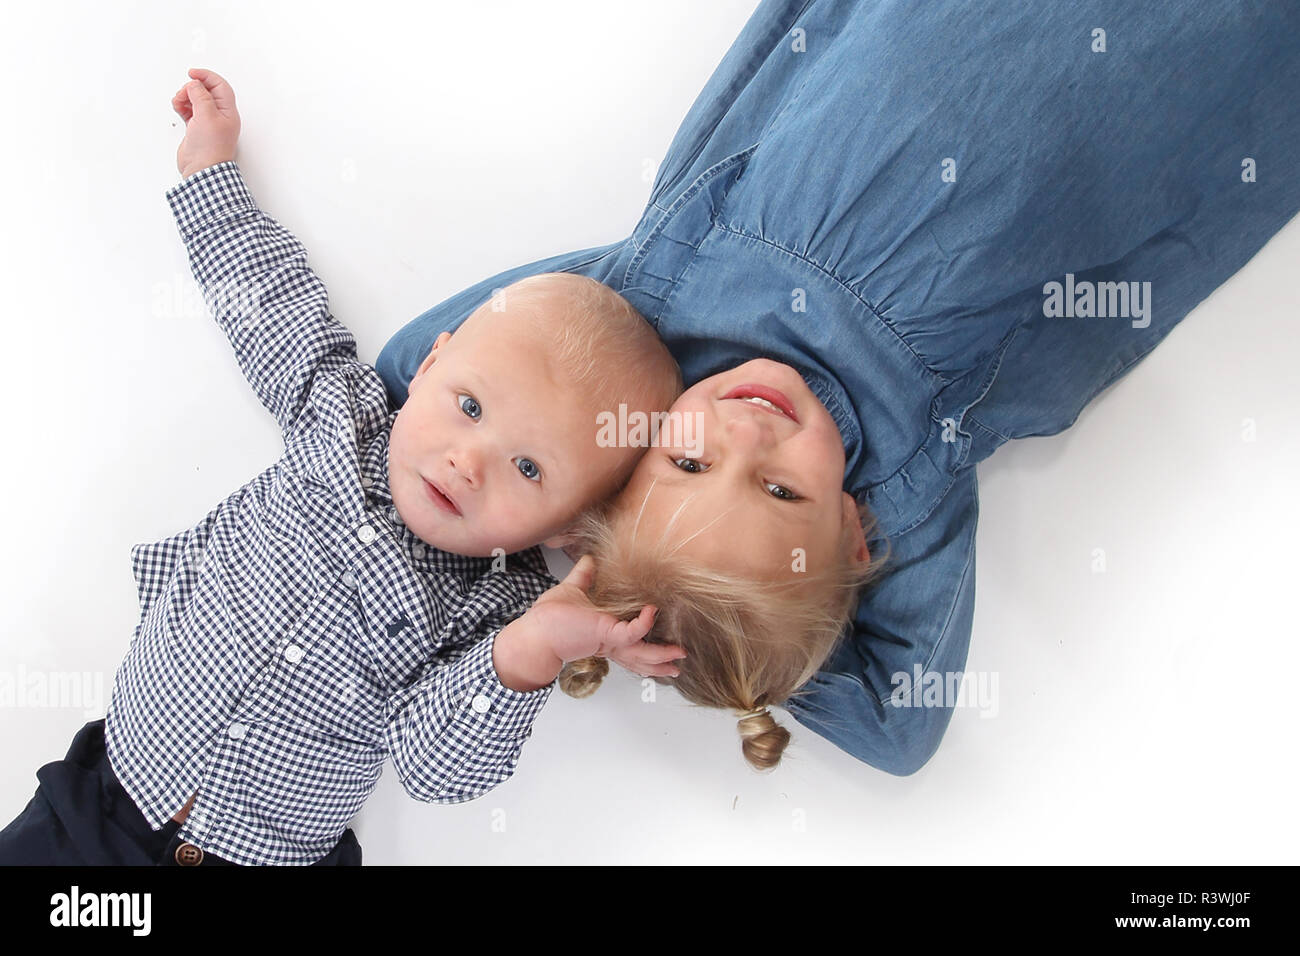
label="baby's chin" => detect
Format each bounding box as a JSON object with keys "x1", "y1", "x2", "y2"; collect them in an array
[
  {"x1": 392, "y1": 488, "x2": 538, "y2": 558},
  {"x1": 409, "y1": 521, "x2": 539, "y2": 559}
]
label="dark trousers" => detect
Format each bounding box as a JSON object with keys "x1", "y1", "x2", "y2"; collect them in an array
[{"x1": 0, "y1": 719, "x2": 362, "y2": 866}]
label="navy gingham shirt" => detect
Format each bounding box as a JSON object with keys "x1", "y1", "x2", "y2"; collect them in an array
[{"x1": 104, "y1": 161, "x2": 558, "y2": 865}]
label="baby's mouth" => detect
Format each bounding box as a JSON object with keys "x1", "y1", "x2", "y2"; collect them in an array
[{"x1": 422, "y1": 477, "x2": 462, "y2": 516}]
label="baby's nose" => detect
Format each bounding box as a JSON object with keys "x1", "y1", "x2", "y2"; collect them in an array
[{"x1": 449, "y1": 449, "x2": 481, "y2": 486}]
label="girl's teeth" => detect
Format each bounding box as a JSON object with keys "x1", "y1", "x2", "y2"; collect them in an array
[{"x1": 742, "y1": 396, "x2": 779, "y2": 411}]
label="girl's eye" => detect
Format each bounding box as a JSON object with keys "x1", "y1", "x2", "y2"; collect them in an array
[
  {"x1": 671, "y1": 455, "x2": 799, "y2": 500},
  {"x1": 458, "y1": 394, "x2": 481, "y2": 420},
  {"x1": 766, "y1": 482, "x2": 801, "y2": 501},
  {"x1": 671, "y1": 457, "x2": 709, "y2": 473},
  {"x1": 515, "y1": 457, "x2": 541, "y2": 482}
]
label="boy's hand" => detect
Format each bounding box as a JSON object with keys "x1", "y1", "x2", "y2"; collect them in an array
[
  {"x1": 602, "y1": 630, "x2": 687, "y2": 680},
  {"x1": 533, "y1": 555, "x2": 658, "y2": 663},
  {"x1": 493, "y1": 555, "x2": 669, "y2": 691},
  {"x1": 547, "y1": 554, "x2": 688, "y2": 678},
  {"x1": 172, "y1": 68, "x2": 241, "y2": 179}
]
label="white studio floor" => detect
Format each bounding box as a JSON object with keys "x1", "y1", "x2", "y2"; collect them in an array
[{"x1": 1, "y1": 1, "x2": 1296, "y2": 864}]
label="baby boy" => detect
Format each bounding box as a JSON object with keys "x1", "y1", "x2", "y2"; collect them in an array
[{"x1": 0, "y1": 69, "x2": 682, "y2": 866}]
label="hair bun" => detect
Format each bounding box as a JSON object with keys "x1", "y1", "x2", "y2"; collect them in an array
[
  {"x1": 737, "y1": 707, "x2": 791, "y2": 770},
  {"x1": 558, "y1": 655, "x2": 609, "y2": 699}
]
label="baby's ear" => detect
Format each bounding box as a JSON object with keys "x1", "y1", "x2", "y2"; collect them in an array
[
  {"x1": 408, "y1": 331, "x2": 453, "y2": 396},
  {"x1": 542, "y1": 531, "x2": 586, "y2": 562},
  {"x1": 542, "y1": 530, "x2": 579, "y2": 556}
]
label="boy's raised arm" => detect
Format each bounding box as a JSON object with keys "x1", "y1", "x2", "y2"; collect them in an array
[{"x1": 167, "y1": 71, "x2": 357, "y2": 440}]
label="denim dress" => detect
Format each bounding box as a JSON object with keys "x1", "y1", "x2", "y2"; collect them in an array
[{"x1": 377, "y1": 0, "x2": 1300, "y2": 774}]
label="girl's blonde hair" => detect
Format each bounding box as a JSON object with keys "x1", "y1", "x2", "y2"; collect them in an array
[{"x1": 558, "y1": 494, "x2": 892, "y2": 770}]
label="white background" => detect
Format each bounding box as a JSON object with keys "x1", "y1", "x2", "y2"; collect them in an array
[{"x1": 1, "y1": 0, "x2": 1296, "y2": 864}]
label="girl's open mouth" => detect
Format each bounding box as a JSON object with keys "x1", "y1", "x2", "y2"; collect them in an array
[{"x1": 720, "y1": 384, "x2": 799, "y2": 423}]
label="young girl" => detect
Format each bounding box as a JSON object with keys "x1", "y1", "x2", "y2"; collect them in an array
[{"x1": 377, "y1": 0, "x2": 1300, "y2": 774}]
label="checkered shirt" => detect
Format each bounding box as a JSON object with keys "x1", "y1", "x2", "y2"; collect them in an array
[{"x1": 104, "y1": 161, "x2": 558, "y2": 865}]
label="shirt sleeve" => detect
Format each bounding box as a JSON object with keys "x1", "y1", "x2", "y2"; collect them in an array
[
  {"x1": 382, "y1": 618, "x2": 556, "y2": 804},
  {"x1": 164, "y1": 161, "x2": 358, "y2": 440}
]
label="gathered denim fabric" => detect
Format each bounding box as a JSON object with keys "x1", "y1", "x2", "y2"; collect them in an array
[{"x1": 377, "y1": 0, "x2": 1300, "y2": 774}]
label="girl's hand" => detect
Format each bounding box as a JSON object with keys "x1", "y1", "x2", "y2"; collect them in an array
[{"x1": 172, "y1": 68, "x2": 241, "y2": 178}]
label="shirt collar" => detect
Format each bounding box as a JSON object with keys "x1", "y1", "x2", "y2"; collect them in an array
[{"x1": 361, "y1": 410, "x2": 399, "y2": 509}]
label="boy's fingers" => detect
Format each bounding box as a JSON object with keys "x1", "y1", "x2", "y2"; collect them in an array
[
  {"x1": 171, "y1": 88, "x2": 193, "y2": 120},
  {"x1": 617, "y1": 605, "x2": 657, "y2": 642},
  {"x1": 649, "y1": 643, "x2": 685, "y2": 664},
  {"x1": 562, "y1": 554, "x2": 596, "y2": 592},
  {"x1": 187, "y1": 67, "x2": 236, "y2": 110},
  {"x1": 641, "y1": 605, "x2": 659, "y2": 637},
  {"x1": 622, "y1": 643, "x2": 683, "y2": 670},
  {"x1": 186, "y1": 80, "x2": 217, "y2": 117}
]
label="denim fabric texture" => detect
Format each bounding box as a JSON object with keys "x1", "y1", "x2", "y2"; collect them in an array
[{"x1": 376, "y1": 1, "x2": 1300, "y2": 774}]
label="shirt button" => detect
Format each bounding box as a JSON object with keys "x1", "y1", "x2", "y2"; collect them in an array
[
  {"x1": 471, "y1": 694, "x2": 491, "y2": 714},
  {"x1": 341, "y1": 570, "x2": 357, "y2": 588},
  {"x1": 228, "y1": 722, "x2": 247, "y2": 740},
  {"x1": 411, "y1": 543, "x2": 426, "y2": 560},
  {"x1": 388, "y1": 506, "x2": 402, "y2": 525},
  {"x1": 356, "y1": 524, "x2": 376, "y2": 544},
  {"x1": 284, "y1": 644, "x2": 304, "y2": 663},
  {"x1": 175, "y1": 843, "x2": 204, "y2": 866},
  {"x1": 361, "y1": 476, "x2": 373, "y2": 489}
]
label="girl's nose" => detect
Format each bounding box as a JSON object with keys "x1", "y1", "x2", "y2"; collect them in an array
[{"x1": 722, "y1": 410, "x2": 776, "y2": 451}]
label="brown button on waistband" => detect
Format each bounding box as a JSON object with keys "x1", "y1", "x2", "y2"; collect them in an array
[{"x1": 175, "y1": 842, "x2": 204, "y2": 866}]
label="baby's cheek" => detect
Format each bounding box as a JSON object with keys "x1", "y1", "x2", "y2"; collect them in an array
[{"x1": 513, "y1": 496, "x2": 564, "y2": 548}]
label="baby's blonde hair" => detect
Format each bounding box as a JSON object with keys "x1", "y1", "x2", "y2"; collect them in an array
[
  {"x1": 469, "y1": 272, "x2": 682, "y2": 491},
  {"x1": 558, "y1": 496, "x2": 892, "y2": 770}
]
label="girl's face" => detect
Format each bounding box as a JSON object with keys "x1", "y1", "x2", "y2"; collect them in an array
[{"x1": 612, "y1": 358, "x2": 869, "y2": 581}]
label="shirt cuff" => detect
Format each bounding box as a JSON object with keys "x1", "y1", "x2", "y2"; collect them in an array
[
  {"x1": 458, "y1": 626, "x2": 557, "y2": 724},
  {"x1": 385, "y1": 625, "x2": 556, "y2": 750},
  {"x1": 165, "y1": 161, "x2": 257, "y2": 243},
  {"x1": 383, "y1": 625, "x2": 556, "y2": 799}
]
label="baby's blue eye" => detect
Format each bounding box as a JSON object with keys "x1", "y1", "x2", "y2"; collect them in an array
[
  {"x1": 672, "y1": 457, "x2": 708, "y2": 473},
  {"x1": 458, "y1": 394, "x2": 481, "y2": 420},
  {"x1": 515, "y1": 457, "x2": 541, "y2": 482}
]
